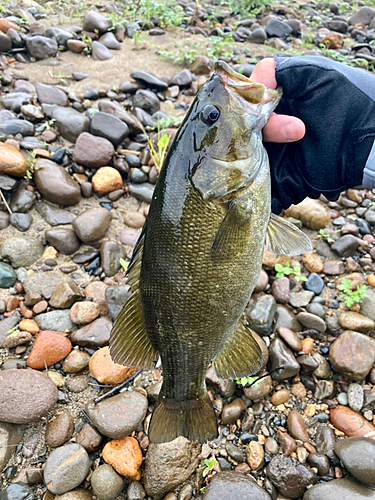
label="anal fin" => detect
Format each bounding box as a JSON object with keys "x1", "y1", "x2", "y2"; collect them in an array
[
  {"x1": 266, "y1": 213, "x2": 312, "y2": 256},
  {"x1": 214, "y1": 321, "x2": 262, "y2": 380}
]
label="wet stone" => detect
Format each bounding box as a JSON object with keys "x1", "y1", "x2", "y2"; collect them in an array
[
  {"x1": 297, "y1": 312, "x2": 326, "y2": 333},
  {"x1": 91, "y1": 111, "x2": 128, "y2": 146},
  {"x1": 26, "y1": 35, "x2": 58, "y2": 60},
  {"x1": 338, "y1": 311, "x2": 375, "y2": 332},
  {"x1": 246, "y1": 294, "x2": 276, "y2": 336},
  {"x1": 0, "y1": 263, "x2": 17, "y2": 289},
  {"x1": 315, "y1": 424, "x2": 336, "y2": 460},
  {"x1": 45, "y1": 411, "x2": 75, "y2": 448},
  {"x1": 0, "y1": 483, "x2": 35, "y2": 500},
  {"x1": 35, "y1": 310, "x2": 76, "y2": 333},
  {"x1": 52, "y1": 106, "x2": 90, "y2": 143},
  {"x1": 329, "y1": 330, "x2": 375, "y2": 380},
  {"x1": 307, "y1": 453, "x2": 330, "y2": 476},
  {"x1": 268, "y1": 337, "x2": 300, "y2": 380},
  {"x1": 34, "y1": 159, "x2": 81, "y2": 207},
  {"x1": 100, "y1": 240, "x2": 125, "y2": 276},
  {"x1": 304, "y1": 273, "x2": 324, "y2": 294},
  {"x1": 206, "y1": 365, "x2": 236, "y2": 398},
  {"x1": 287, "y1": 411, "x2": 309, "y2": 442},
  {"x1": 1, "y1": 236, "x2": 43, "y2": 267},
  {"x1": 10, "y1": 188, "x2": 36, "y2": 213},
  {"x1": 221, "y1": 398, "x2": 247, "y2": 424},
  {"x1": 72, "y1": 207, "x2": 111, "y2": 244},
  {"x1": 71, "y1": 317, "x2": 112, "y2": 348},
  {"x1": 46, "y1": 228, "x2": 81, "y2": 255},
  {"x1": 304, "y1": 478, "x2": 375, "y2": 500},
  {"x1": 76, "y1": 423, "x2": 102, "y2": 452},
  {"x1": 105, "y1": 285, "x2": 131, "y2": 321},
  {"x1": 36, "y1": 203, "x2": 76, "y2": 226},
  {"x1": 289, "y1": 291, "x2": 314, "y2": 308},
  {"x1": 277, "y1": 327, "x2": 302, "y2": 352},
  {"x1": 73, "y1": 132, "x2": 114, "y2": 169},
  {"x1": 203, "y1": 470, "x2": 271, "y2": 500},
  {"x1": 335, "y1": 437, "x2": 375, "y2": 485},
  {"x1": 330, "y1": 405, "x2": 375, "y2": 437},
  {"x1": 347, "y1": 383, "x2": 364, "y2": 412},
  {"x1": 331, "y1": 235, "x2": 359, "y2": 257},
  {"x1": 266, "y1": 455, "x2": 317, "y2": 498},
  {"x1": 243, "y1": 375, "x2": 272, "y2": 400}
]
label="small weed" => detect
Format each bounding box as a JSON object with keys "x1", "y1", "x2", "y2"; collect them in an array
[
  {"x1": 143, "y1": 126, "x2": 171, "y2": 172},
  {"x1": 369, "y1": 200, "x2": 375, "y2": 207},
  {"x1": 6, "y1": 326, "x2": 19, "y2": 335},
  {"x1": 119, "y1": 258, "x2": 129, "y2": 273},
  {"x1": 25, "y1": 150, "x2": 39, "y2": 180},
  {"x1": 274, "y1": 262, "x2": 307, "y2": 282},
  {"x1": 203, "y1": 457, "x2": 216, "y2": 477},
  {"x1": 206, "y1": 34, "x2": 236, "y2": 60},
  {"x1": 236, "y1": 376, "x2": 260, "y2": 387},
  {"x1": 337, "y1": 278, "x2": 369, "y2": 308},
  {"x1": 316, "y1": 229, "x2": 334, "y2": 243}
]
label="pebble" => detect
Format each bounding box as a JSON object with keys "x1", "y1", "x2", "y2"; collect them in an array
[
  {"x1": 330, "y1": 405, "x2": 375, "y2": 438},
  {"x1": 91, "y1": 41, "x2": 114, "y2": 60},
  {"x1": 285, "y1": 199, "x2": 329, "y2": 230},
  {"x1": 73, "y1": 132, "x2": 114, "y2": 168},
  {"x1": 91, "y1": 111, "x2": 128, "y2": 145},
  {"x1": 335, "y1": 437, "x2": 375, "y2": 485},
  {"x1": 1, "y1": 236, "x2": 44, "y2": 268},
  {"x1": 277, "y1": 431, "x2": 297, "y2": 455},
  {"x1": 71, "y1": 317, "x2": 112, "y2": 347},
  {"x1": 91, "y1": 464, "x2": 123, "y2": 500},
  {"x1": 2, "y1": 330, "x2": 32, "y2": 348},
  {"x1": 206, "y1": 365, "x2": 236, "y2": 398},
  {"x1": 76, "y1": 423, "x2": 102, "y2": 452},
  {"x1": 246, "y1": 294, "x2": 276, "y2": 336},
  {"x1": 329, "y1": 330, "x2": 375, "y2": 380},
  {"x1": 202, "y1": 470, "x2": 271, "y2": 500},
  {"x1": 287, "y1": 411, "x2": 309, "y2": 442},
  {"x1": 52, "y1": 106, "x2": 90, "y2": 143},
  {"x1": 143, "y1": 437, "x2": 200, "y2": 498},
  {"x1": 0, "y1": 263, "x2": 17, "y2": 289},
  {"x1": 35, "y1": 310, "x2": 75, "y2": 333},
  {"x1": 271, "y1": 389, "x2": 290, "y2": 405},
  {"x1": 331, "y1": 234, "x2": 359, "y2": 257},
  {"x1": 92, "y1": 167, "x2": 123, "y2": 195},
  {"x1": 70, "y1": 301, "x2": 100, "y2": 325},
  {"x1": 271, "y1": 277, "x2": 290, "y2": 303},
  {"x1": 221, "y1": 398, "x2": 247, "y2": 424},
  {"x1": 26, "y1": 331, "x2": 72, "y2": 369},
  {"x1": 100, "y1": 240, "x2": 125, "y2": 276},
  {"x1": 44, "y1": 443, "x2": 90, "y2": 495},
  {"x1": 72, "y1": 207, "x2": 112, "y2": 244},
  {"x1": 45, "y1": 411, "x2": 75, "y2": 448},
  {"x1": 34, "y1": 159, "x2": 81, "y2": 206},
  {"x1": 37, "y1": 204, "x2": 76, "y2": 227},
  {"x1": 304, "y1": 273, "x2": 325, "y2": 294},
  {"x1": 55, "y1": 490, "x2": 93, "y2": 500},
  {"x1": 123, "y1": 211, "x2": 146, "y2": 229},
  {"x1": 0, "y1": 368, "x2": 58, "y2": 423},
  {"x1": 102, "y1": 436, "x2": 142, "y2": 480},
  {"x1": 89, "y1": 346, "x2": 136, "y2": 384},
  {"x1": 62, "y1": 350, "x2": 90, "y2": 373},
  {"x1": 347, "y1": 383, "x2": 364, "y2": 412},
  {"x1": 303, "y1": 477, "x2": 375, "y2": 499},
  {"x1": 45, "y1": 228, "x2": 81, "y2": 255},
  {"x1": 268, "y1": 337, "x2": 300, "y2": 380},
  {"x1": 246, "y1": 440, "x2": 264, "y2": 470},
  {"x1": 277, "y1": 327, "x2": 302, "y2": 352},
  {"x1": 0, "y1": 142, "x2": 27, "y2": 177},
  {"x1": 36, "y1": 83, "x2": 68, "y2": 106},
  {"x1": 266, "y1": 455, "x2": 317, "y2": 498},
  {"x1": 243, "y1": 375, "x2": 271, "y2": 400},
  {"x1": 297, "y1": 312, "x2": 326, "y2": 333},
  {"x1": 0, "y1": 483, "x2": 35, "y2": 500},
  {"x1": 127, "y1": 481, "x2": 146, "y2": 500},
  {"x1": 0, "y1": 422, "x2": 23, "y2": 471},
  {"x1": 302, "y1": 253, "x2": 324, "y2": 274},
  {"x1": 338, "y1": 311, "x2": 375, "y2": 332},
  {"x1": 19, "y1": 319, "x2": 39, "y2": 335}
]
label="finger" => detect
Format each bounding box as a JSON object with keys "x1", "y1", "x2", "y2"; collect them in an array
[
  {"x1": 251, "y1": 57, "x2": 277, "y2": 89},
  {"x1": 263, "y1": 114, "x2": 306, "y2": 143}
]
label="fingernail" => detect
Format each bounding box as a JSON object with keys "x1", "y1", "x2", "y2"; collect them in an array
[{"x1": 282, "y1": 121, "x2": 299, "y2": 142}]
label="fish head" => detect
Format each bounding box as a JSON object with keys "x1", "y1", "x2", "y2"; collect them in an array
[{"x1": 188, "y1": 59, "x2": 282, "y2": 201}]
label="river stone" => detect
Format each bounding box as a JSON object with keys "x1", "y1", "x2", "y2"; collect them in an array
[
  {"x1": 73, "y1": 132, "x2": 114, "y2": 169},
  {"x1": 55, "y1": 490, "x2": 93, "y2": 500},
  {"x1": 347, "y1": 383, "x2": 364, "y2": 412},
  {"x1": 338, "y1": 311, "x2": 375, "y2": 332},
  {"x1": 0, "y1": 422, "x2": 23, "y2": 472},
  {"x1": 22, "y1": 271, "x2": 69, "y2": 295},
  {"x1": 83, "y1": 11, "x2": 112, "y2": 32},
  {"x1": 0, "y1": 369, "x2": 58, "y2": 423},
  {"x1": 71, "y1": 317, "x2": 112, "y2": 347},
  {"x1": 91, "y1": 112, "x2": 129, "y2": 145},
  {"x1": 51, "y1": 106, "x2": 90, "y2": 143},
  {"x1": 45, "y1": 228, "x2": 81, "y2": 255},
  {"x1": 36, "y1": 83, "x2": 68, "y2": 106},
  {"x1": 45, "y1": 411, "x2": 75, "y2": 448},
  {"x1": 105, "y1": 285, "x2": 131, "y2": 321},
  {"x1": 0, "y1": 317, "x2": 19, "y2": 345},
  {"x1": 91, "y1": 41, "x2": 114, "y2": 61},
  {"x1": 203, "y1": 471, "x2": 271, "y2": 500},
  {"x1": 315, "y1": 424, "x2": 336, "y2": 460},
  {"x1": 35, "y1": 310, "x2": 76, "y2": 333},
  {"x1": 10, "y1": 188, "x2": 36, "y2": 213},
  {"x1": 246, "y1": 295, "x2": 276, "y2": 336},
  {"x1": 86, "y1": 391, "x2": 147, "y2": 439},
  {"x1": 0, "y1": 263, "x2": 17, "y2": 289},
  {"x1": 268, "y1": 337, "x2": 300, "y2": 380},
  {"x1": 34, "y1": 159, "x2": 81, "y2": 206},
  {"x1": 91, "y1": 464, "x2": 124, "y2": 500},
  {"x1": 285, "y1": 199, "x2": 329, "y2": 230},
  {"x1": 297, "y1": 312, "x2": 326, "y2": 333},
  {"x1": 335, "y1": 437, "x2": 375, "y2": 485},
  {"x1": 72, "y1": 208, "x2": 111, "y2": 244},
  {"x1": 10, "y1": 213, "x2": 32, "y2": 232},
  {"x1": 303, "y1": 477, "x2": 375, "y2": 499},
  {"x1": 144, "y1": 437, "x2": 200, "y2": 498},
  {"x1": 133, "y1": 89, "x2": 160, "y2": 115},
  {"x1": 100, "y1": 240, "x2": 125, "y2": 276},
  {"x1": 0, "y1": 119, "x2": 34, "y2": 137},
  {"x1": 0, "y1": 483, "x2": 35, "y2": 500},
  {"x1": 350, "y1": 6, "x2": 375, "y2": 25},
  {"x1": 44, "y1": 443, "x2": 90, "y2": 495},
  {"x1": 267, "y1": 455, "x2": 317, "y2": 498},
  {"x1": 128, "y1": 183, "x2": 154, "y2": 203},
  {"x1": 36, "y1": 203, "x2": 76, "y2": 226},
  {"x1": 0, "y1": 237, "x2": 43, "y2": 268},
  {"x1": 359, "y1": 289, "x2": 375, "y2": 321},
  {"x1": 26, "y1": 35, "x2": 58, "y2": 60},
  {"x1": 329, "y1": 330, "x2": 375, "y2": 380}
]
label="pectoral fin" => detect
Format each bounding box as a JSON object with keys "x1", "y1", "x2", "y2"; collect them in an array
[
  {"x1": 214, "y1": 321, "x2": 262, "y2": 379},
  {"x1": 110, "y1": 228, "x2": 159, "y2": 369},
  {"x1": 211, "y1": 201, "x2": 251, "y2": 258},
  {"x1": 266, "y1": 213, "x2": 312, "y2": 256}
]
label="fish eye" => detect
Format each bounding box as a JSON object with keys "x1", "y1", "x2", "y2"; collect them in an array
[{"x1": 201, "y1": 105, "x2": 220, "y2": 125}]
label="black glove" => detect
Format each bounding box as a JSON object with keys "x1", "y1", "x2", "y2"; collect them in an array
[{"x1": 266, "y1": 55, "x2": 375, "y2": 214}]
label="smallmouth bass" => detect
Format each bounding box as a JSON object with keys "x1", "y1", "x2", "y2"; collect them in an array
[{"x1": 110, "y1": 60, "x2": 312, "y2": 443}]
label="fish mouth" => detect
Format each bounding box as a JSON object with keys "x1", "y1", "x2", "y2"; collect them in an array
[{"x1": 214, "y1": 59, "x2": 282, "y2": 106}]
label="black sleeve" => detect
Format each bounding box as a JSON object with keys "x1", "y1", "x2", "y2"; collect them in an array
[{"x1": 266, "y1": 55, "x2": 375, "y2": 214}]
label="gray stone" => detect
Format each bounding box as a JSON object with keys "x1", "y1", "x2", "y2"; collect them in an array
[
  {"x1": 98, "y1": 32, "x2": 120, "y2": 50},
  {"x1": 71, "y1": 317, "x2": 112, "y2": 347},
  {"x1": 10, "y1": 213, "x2": 33, "y2": 232},
  {"x1": 358, "y1": 289, "x2": 375, "y2": 321},
  {"x1": 127, "y1": 481, "x2": 146, "y2": 500},
  {"x1": 34, "y1": 159, "x2": 81, "y2": 206},
  {"x1": 100, "y1": 240, "x2": 125, "y2": 276},
  {"x1": 246, "y1": 295, "x2": 277, "y2": 336},
  {"x1": 274, "y1": 304, "x2": 302, "y2": 332},
  {"x1": 267, "y1": 455, "x2": 317, "y2": 498},
  {"x1": 35, "y1": 310, "x2": 76, "y2": 332},
  {"x1": 0, "y1": 422, "x2": 23, "y2": 472},
  {"x1": 83, "y1": 11, "x2": 112, "y2": 33},
  {"x1": 350, "y1": 6, "x2": 375, "y2": 25},
  {"x1": 45, "y1": 228, "x2": 81, "y2": 255},
  {"x1": 335, "y1": 437, "x2": 375, "y2": 485},
  {"x1": 128, "y1": 183, "x2": 154, "y2": 203},
  {"x1": 10, "y1": 188, "x2": 36, "y2": 213},
  {"x1": 85, "y1": 391, "x2": 147, "y2": 439},
  {"x1": 0, "y1": 32, "x2": 12, "y2": 52},
  {"x1": 0, "y1": 263, "x2": 17, "y2": 289},
  {"x1": 1, "y1": 237, "x2": 43, "y2": 267},
  {"x1": 105, "y1": 285, "x2": 131, "y2": 321},
  {"x1": 133, "y1": 89, "x2": 160, "y2": 115},
  {"x1": 249, "y1": 28, "x2": 268, "y2": 43},
  {"x1": 26, "y1": 35, "x2": 58, "y2": 60},
  {"x1": 203, "y1": 471, "x2": 271, "y2": 500},
  {"x1": 268, "y1": 337, "x2": 300, "y2": 380},
  {"x1": 52, "y1": 106, "x2": 90, "y2": 143},
  {"x1": 36, "y1": 83, "x2": 68, "y2": 106},
  {"x1": 266, "y1": 18, "x2": 293, "y2": 37},
  {"x1": 55, "y1": 489, "x2": 92, "y2": 500},
  {"x1": 44, "y1": 443, "x2": 90, "y2": 495},
  {"x1": 296, "y1": 312, "x2": 326, "y2": 333},
  {"x1": 45, "y1": 27, "x2": 74, "y2": 48},
  {"x1": 312, "y1": 352, "x2": 331, "y2": 379},
  {"x1": 303, "y1": 477, "x2": 375, "y2": 499},
  {"x1": 331, "y1": 235, "x2": 359, "y2": 257},
  {"x1": 0, "y1": 483, "x2": 35, "y2": 500},
  {"x1": 90, "y1": 112, "x2": 129, "y2": 146},
  {"x1": 23, "y1": 271, "x2": 69, "y2": 295},
  {"x1": 91, "y1": 41, "x2": 114, "y2": 61},
  {"x1": 315, "y1": 424, "x2": 336, "y2": 460},
  {"x1": 72, "y1": 208, "x2": 112, "y2": 244},
  {"x1": 347, "y1": 383, "x2": 364, "y2": 412},
  {"x1": 0, "y1": 316, "x2": 19, "y2": 345},
  {"x1": 144, "y1": 437, "x2": 200, "y2": 498},
  {"x1": 130, "y1": 70, "x2": 168, "y2": 90},
  {"x1": 0, "y1": 369, "x2": 58, "y2": 424},
  {"x1": 91, "y1": 464, "x2": 123, "y2": 500},
  {"x1": 36, "y1": 203, "x2": 76, "y2": 226},
  {"x1": 0, "y1": 119, "x2": 34, "y2": 136},
  {"x1": 289, "y1": 291, "x2": 314, "y2": 308},
  {"x1": 73, "y1": 132, "x2": 114, "y2": 169}
]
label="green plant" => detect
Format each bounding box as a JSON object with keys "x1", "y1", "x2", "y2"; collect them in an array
[
  {"x1": 206, "y1": 34, "x2": 236, "y2": 60},
  {"x1": 6, "y1": 326, "x2": 19, "y2": 335},
  {"x1": 218, "y1": 0, "x2": 269, "y2": 18},
  {"x1": 25, "y1": 150, "x2": 38, "y2": 180},
  {"x1": 236, "y1": 376, "x2": 260, "y2": 387},
  {"x1": 143, "y1": 126, "x2": 171, "y2": 172},
  {"x1": 337, "y1": 279, "x2": 369, "y2": 308},
  {"x1": 119, "y1": 258, "x2": 129, "y2": 273},
  {"x1": 369, "y1": 200, "x2": 375, "y2": 207},
  {"x1": 274, "y1": 262, "x2": 307, "y2": 282},
  {"x1": 203, "y1": 457, "x2": 216, "y2": 477},
  {"x1": 317, "y1": 228, "x2": 334, "y2": 243}
]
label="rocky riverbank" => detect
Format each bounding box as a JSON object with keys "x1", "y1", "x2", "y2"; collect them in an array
[{"x1": 2, "y1": 0, "x2": 375, "y2": 499}]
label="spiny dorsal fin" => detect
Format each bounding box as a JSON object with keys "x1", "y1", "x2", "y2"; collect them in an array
[
  {"x1": 266, "y1": 213, "x2": 312, "y2": 256},
  {"x1": 110, "y1": 227, "x2": 159, "y2": 369},
  {"x1": 214, "y1": 321, "x2": 262, "y2": 380}
]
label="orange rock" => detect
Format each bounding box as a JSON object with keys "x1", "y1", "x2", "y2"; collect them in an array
[
  {"x1": 26, "y1": 331, "x2": 72, "y2": 370},
  {"x1": 336, "y1": 272, "x2": 366, "y2": 290},
  {"x1": 102, "y1": 437, "x2": 142, "y2": 479},
  {"x1": 0, "y1": 143, "x2": 27, "y2": 177},
  {"x1": 0, "y1": 19, "x2": 18, "y2": 33},
  {"x1": 301, "y1": 338, "x2": 314, "y2": 355},
  {"x1": 92, "y1": 166, "x2": 123, "y2": 195},
  {"x1": 89, "y1": 346, "x2": 136, "y2": 385},
  {"x1": 330, "y1": 406, "x2": 375, "y2": 438},
  {"x1": 19, "y1": 319, "x2": 39, "y2": 335},
  {"x1": 368, "y1": 274, "x2": 375, "y2": 288},
  {"x1": 302, "y1": 253, "x2": 324, "y2": 274},
  {"x1": 321, "y1": 33, "x2": 344, "y2": 49}
]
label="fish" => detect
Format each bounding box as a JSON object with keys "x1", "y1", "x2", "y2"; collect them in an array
[{"x1": 110, "y1": 60, "x2": 312, "y2": 444}]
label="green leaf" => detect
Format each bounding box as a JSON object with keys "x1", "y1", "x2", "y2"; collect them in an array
[
  {"x1": 274, "y1": 264, "x2": 284, "y2": 272},
  {"x1": 276, "y1": 272, "x2": 284, "y2": 278}
]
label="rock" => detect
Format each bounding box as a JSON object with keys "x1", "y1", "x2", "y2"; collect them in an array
[
  {"x1": 329, "y1": 330, "x2": 375, "y2": 380},
  {"x1": 128, "y1": 183, "x2": 154, "y2": 203},
  {"x1": 91, "y1": 112, "x2": 128, "y2": 146},
  {"x1": 206, "y1": 365, "x2": 236, "y2": 398},
  {"x1": 302, "y1": 253, "x2": 323, "y2": 274},
  {"x1": 277, "y1": 327, "x2": 302, "y2": 352},
  {"x1": 0, "y1": 211, "x2": 10, "y2": 229},
  {"x1": 339, "y1": 311, "x2": 374, "y2": 332},
  {"x1": 1, "y1": 236, "x2": 43, "y2": 268},
  {"x1": 350, "y1": 6, "x2": 375, "y2": 25},
  {"x1": 171, "y1": 69, "x2": 192, "y2": 87},
  {"x1": 45, "y1": 228, "x2": 81, "y2": 255},
  {"x1": 143, "y1": 437, "x2": 200, "y2": 498},
  {"x1": 9, "y1": 212, "x2": 32, "y2": 232},
  {"x1": 85, "y1": 390, "x2": 146, "y2": 439},
  {"x1": 45, "y1": 411, "x2": 75, "y2": 448},
  {"x1": 267, "y1": 455, "x2": 317, "y2": 498},
  {"x1": 243, "y1": 375, "x2": 272, "y2": 400},
  {"x1": 92, "y1": 167, "x2": 123, "y2": 195},
  {"x1": 2, "y1": 330, "x2": 32, "y2": 348},
  {"x1": 52, "y1": 107, "x2": 90, "y2": 143},
  {"x1": 0, "y1": 263, "x2": 17, "y2": 288},
  {"x1": 271, "y1": 389, "x2": 290, "y2": 405},
  {"x1": 83, "y1": 11, "x2": 112, "y2": 33},
  {"x1": 63, "y1": 350, "x2": 90, "y2": 373},
  {"x1": 99, "y1": 241, "x2": 125, "y2": 276},
  {"x1": 127, "y1": 481, "x2": 146, "y2": 500},
  {"x1": 76, "y1": 423, "x2": 102, "y2": 452},
  {"x1": 287, "y1": 411, "x2": 309, "y2": 442},
  {"x1": 91, "y1": 41, "x2": 114, "y2": 60},
  {"x1": 72, "y1": 207, "x2": 111, "y2": 244},
  {"x1": 297, "y1": 312, "x2": 326, "y2": 333},
  {"x1": 49, "y1": 282, "x2": 81, "y2": 309},
  {"x1": 99, "y1": 32, "x2": 120, "y2": 50},
  {"x1": 71, "y1": 317, "x2": 112, "y2": 348},
  {"x1": 0, "y1": 143, "x2": 27, "y2": 177},
  {"x1": 0, "y1": 32, "x2": 12, "y2": 52},
  {"x1": 246, "y1": 441, "x2": 264, "y2": 470},
  {"x1": 0, "y1": 119, "x2": 34, "y2": 136},
  {"x1": 91, "y1": 464, "x2": 124, "y2": 500},
  {"x1": 254, "y1": 269, "x2": 269, "y2": 293},
  {"x1": 266, "y1": 18, "x2": 293, "y2": 37},
  {"x1": 0, "y1": 317, "x2": 19, "y2": 345},
  {"x1": 303, "y1": 477, "x2": 375, "y2": 500},
  {"x1": 285, "y1": 199, "x2": 329, "y2": 230},
  {"x1": 0, "y1": 422, "x2": 23, "y2": 472},
  {"x1": 358, "y1": 289, "x2": 375, "y2": 321},
  {"x1": 271, "y1": 277, "x2": 290, "y2": 303},
  {"x1": 331, "y1": 235, "x2": 359, "y2": 257},
  {"x1": 221, "y1": 398, "x2": 247, "y2": 424},
  {"x1": 44, "y1": 443, "x2": 90, "y2": 495},
  {"x1": 11, "y1": 188, "x2": 36, "y2": 213},
  {"x1": 0, "y1": 369, "x2": 58, "y2": 423},
  {"x1": 26, "y1": 35, "x2": 57, "y2": 60},
  {"x1": 203, "y1": 471, "x2": 270, "y2": 499},
  {"x1": 36, "y1": 83, "x2": 68, "y2": 106},
  {"x1": 118, "y1": 228, "x2": 141, "y2": 247},
  {"x1": 73, "y1": 132, "x2": 114, "y2": 169},
  {"x1": 103, "y1": 437, "x2": 142, "y2": 480},
  {"x1": 105, "y1": 285, "x2": 131, "y2": 321},
  {"x1": 70, "y1": 301, "x2": 99, "y2": 325},
  {"x1": 304, "y1": 273, "x2": 324, "y2": 295},
  {"x1": 315, "y1": 424, "x2": 336, "y2": 460},
  {"x1": 330, "y1": 405, "x2": 375, "y2": 437},
  {"x1": 130, "y1": 70, "x2": 168, "y2": 90},
  {"x1": 84, "y1": 281, "x2": 108, "y2": 314},
  {"x1": 55, "y1": 490, "x2": 92, "y2": 500},
  {"x1": 133, "y1": 90, "x2": 160, "y2": 115},
  {"x1": 37, "y1": 203, "x2": 76, "y2": 226},
  {"x1": 289, "y1": 291, "x2": 314, "y2": 308},
  {"x1": 0, "y1": 483, "x2": 35, "y2": 500},
  {"x1": 34, "y1": 159, "x2": 81, "y2": 206},
  {"x1": 27, "y1": 331, "x2": 72, "y2": 369},
  {"x1": 246, "y1": 295, "x2": 276, "y2": 336},
  {"x1": 35, "y1": 310, "x2": 76, "y2": 333},
  {"x1": 335, "y1": 437, "x2": 375, "y2": 485},
  {"x1": 268, "y1": 337, "x2": 300, "y2": 380},
  {"x1": 347, "y1": 383, "x2": 364, "y2": 412}
]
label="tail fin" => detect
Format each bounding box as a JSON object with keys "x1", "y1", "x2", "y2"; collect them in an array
[{"x1": 148, "y1": 392, "x2": 218, "y2": 444}]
